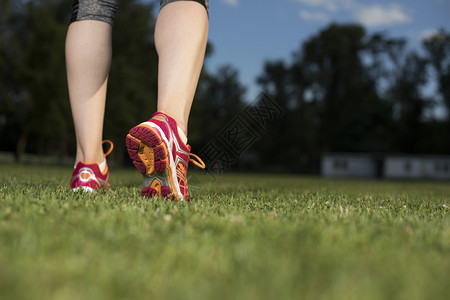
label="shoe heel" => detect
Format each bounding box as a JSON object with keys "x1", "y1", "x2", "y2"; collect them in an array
[{"x1": 126, "y1": 126, "x2": 168, "y2": 175}]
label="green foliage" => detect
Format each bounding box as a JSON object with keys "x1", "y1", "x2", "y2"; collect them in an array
[
  {"x1": 423, "y1": 29, "x2": 450, "y2": 117},
  {"x1": 300, "y1": 24, "x2": 389, "y2": 153},
  {"x1": 0, "y1": 0, "x2": 159, "y2": 164},
  {"x1": 0, "y1": 166, "x2": 449, "y2": 300},
  {"x1": 0, "y1": 0, "x2": 72, "y2": 159},
  {"x1": 389, "y1": 52, "x2": 430, "y2": 153},
  {"x1": 190, "y1": 63, "x2": 247, "y2": 147},
  {"x1": 257, "y1": 24, "x2": 450, "y2": 172}
]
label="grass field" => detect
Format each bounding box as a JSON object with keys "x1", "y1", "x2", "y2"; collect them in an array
[{"x1": 0, "y1": 164, "x2": 449, "y2": 300}]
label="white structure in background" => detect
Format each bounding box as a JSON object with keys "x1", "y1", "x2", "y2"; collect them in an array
[
  {"x1": 321, "y1": 153, "x2": 450, "y2": 180},
  {"x1": 384, "y1": 155, "x2": 450, "y2": 180},
  {"x1": 321, "y1": 153, "x2": 379, "y2": 178}
]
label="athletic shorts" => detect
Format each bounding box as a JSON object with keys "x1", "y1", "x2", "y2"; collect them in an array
[{"x1": 70, "y1": 0, "x2": 209, "y2": 25}]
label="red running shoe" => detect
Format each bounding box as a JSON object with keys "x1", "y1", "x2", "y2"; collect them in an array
[
  {"x1": 70, "y1": 140, "x2": 114, "y2": 192},
  {"x1": 126, "y1": 112, "x2": 205, "y2": 201}
]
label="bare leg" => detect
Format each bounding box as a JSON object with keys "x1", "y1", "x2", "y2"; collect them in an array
[
  {"x1": 155, "y1": 1, "x2": 209, "y2": 136},
  {"x1": 66, "y1": 20, "x2": 112, "y2": 165}
]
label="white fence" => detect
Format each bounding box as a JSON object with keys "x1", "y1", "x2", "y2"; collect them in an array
[{"x1": 322, "y1": 153, "x2": 450, "y2": 180}]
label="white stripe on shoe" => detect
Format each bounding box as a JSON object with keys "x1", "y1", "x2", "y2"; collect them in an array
[{"x1": 142, "y1": 121, "x2": 183, "y2": 200}]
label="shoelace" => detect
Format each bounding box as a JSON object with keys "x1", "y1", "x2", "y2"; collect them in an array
[
  {"x1": 189, "y1": 153, "x2": 206, "y2": 169},
  {"x1": 73, "y1": 140, "x2": 114, "y2": 170},
  {"x1": 102, "y1": 140, "x2": 114, "y2": 157},
  {"x1": 176, "y1": 153, "x2": 206, "y2": 191}
]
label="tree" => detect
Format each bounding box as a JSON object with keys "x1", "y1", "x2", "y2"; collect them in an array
[
  {"x1": 0, "y1": 0, "x2": 71, "y2": 161},
  {"x1": 389, "y1": 52, "x2": 430, "y2": 153},
  {"x1": 422, "y1": 29, "x2": 450, "y2": 152},
  {"x1": 0, "y1": 0, "x2": 160, "y2": 165},
  {"x1": 105, "y1": 0, "x2": 158, "y2": 165},
  {"x1": 189, "y1": 64, "x2": 247, "y2": 148},
  {"x1": 298, "y1": 24, "x2": 395, "y2": 153},
  {"x1": 423, "y1": 29, "x2": 450, "y2": 118},
  {"x1": 256, "y1": 60, "x2": 308, "y2": 172},
  {"x1": 255, "y1": 24, "x2": 432, "y2": 172}
]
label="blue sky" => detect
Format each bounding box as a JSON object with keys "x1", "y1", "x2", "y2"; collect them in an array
[{"x1": 206, "y1": 0, "x2": 450, "y2": 101}]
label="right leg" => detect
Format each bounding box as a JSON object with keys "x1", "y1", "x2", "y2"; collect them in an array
[
  {"x1": 155, "y1": 0, "x2": 209, "y2": 135},
  {"x1": 126, "y1": 0, "x2": 208, "y2": 201}
]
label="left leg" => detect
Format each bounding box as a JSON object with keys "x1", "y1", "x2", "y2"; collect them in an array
[{"x1": 67, "y1": 0, "x2": 117, "y2": 191}]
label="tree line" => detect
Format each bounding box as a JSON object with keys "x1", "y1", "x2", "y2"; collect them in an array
[
  {"x1": 252, "y1": 24, "x2": 450, "y2": 172},
  {"x1": 1, "y1": 0, "x2": 449, "y2": 173}
]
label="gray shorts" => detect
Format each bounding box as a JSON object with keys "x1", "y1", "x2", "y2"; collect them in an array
[
  {"x1": 160, "y1": 0, "x2": 208, "y2": 11},
  {"x1": 70, "y1": 0, "x2": 209, "y2": 25}
]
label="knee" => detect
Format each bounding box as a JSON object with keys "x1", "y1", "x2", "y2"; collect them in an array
[{"x1": 70, "y1": 0, "x2": 118, "y2": 25}]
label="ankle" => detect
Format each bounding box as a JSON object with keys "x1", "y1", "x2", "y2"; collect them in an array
[
  {"x1": 177, "y1": 126, "x2": 188, "y2": 144},
  {"x1": 75, "y1": 151, "x2": 105, "y2": 165},
  {"x1": 157, "y1": 110, "x2": 187, "y2": 134}
]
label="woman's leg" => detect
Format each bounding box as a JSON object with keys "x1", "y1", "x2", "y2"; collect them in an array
[
  {"x1": 126, "y1": 1, "x2": 209, "y2": 200},
  {"x1": 66, "y1": 20, "x2": 112, "y2": 165},
  {"x1": 155, "y1": 1, "x2": 209, "y2": 136},
  {"x1": 66, "y1": 0, "x2": 116, "y2": 165}
]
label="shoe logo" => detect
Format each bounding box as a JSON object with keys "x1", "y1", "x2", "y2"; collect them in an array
[
  {"x1": 80, "y1": 172, "x2": 91, "y2": 181},
  {"x1": 79, "y1": 168, "x2": 96, "y2": 183},
  {"x1": 71, "y1": 167, "x2": 109, "y2": 189},
  {"x1": 150, "y1": 180, "x2": 162, "y2": 194}
]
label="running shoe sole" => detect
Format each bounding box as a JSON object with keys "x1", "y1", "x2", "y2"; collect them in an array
[
  {"x1": 72, "y1": 186, "x2": 96, "y2": 193},
  {"x1": 126, "y1": 125, "x2": 177, "y2": 199}
]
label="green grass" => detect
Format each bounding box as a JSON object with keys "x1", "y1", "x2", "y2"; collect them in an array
[{"x1": 0, "y1": 164, "x2": 449, "y2": 300}]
